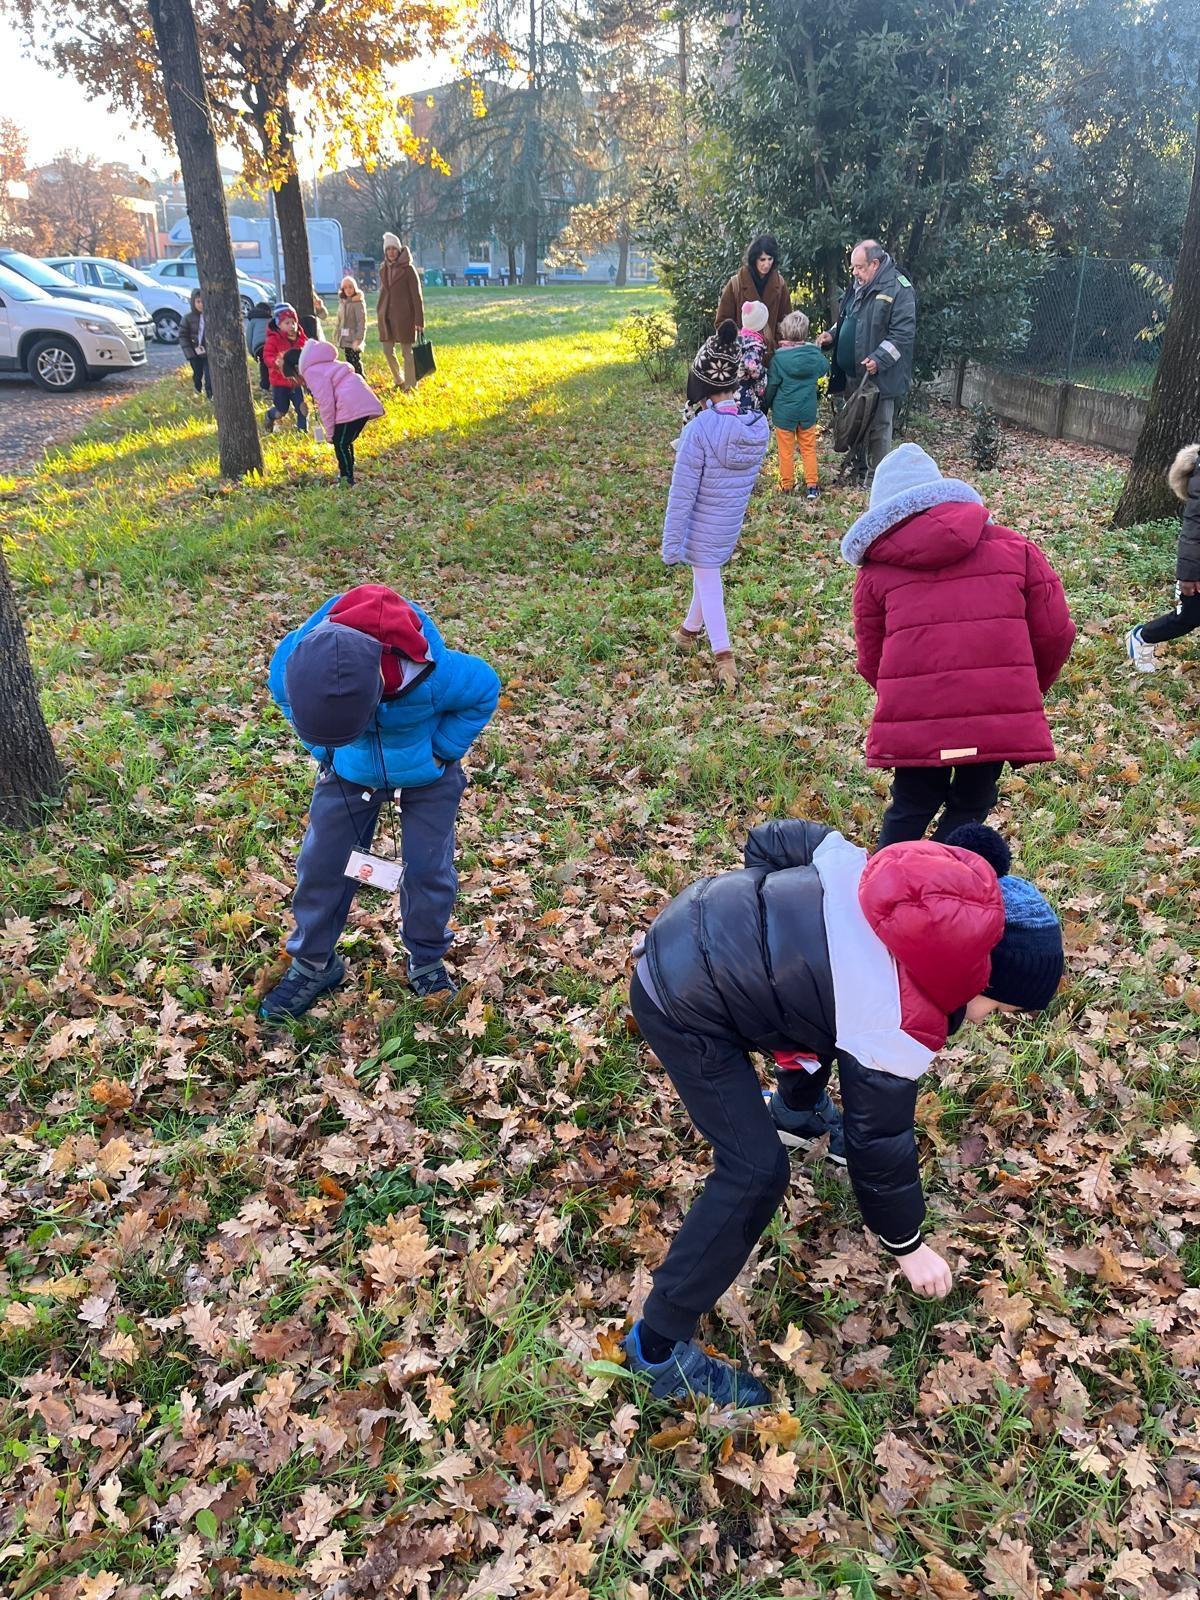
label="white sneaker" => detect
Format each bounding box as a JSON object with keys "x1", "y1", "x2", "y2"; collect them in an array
[{"x1": 1125, "y1": 626, "x2": 1157, "y2": 673}]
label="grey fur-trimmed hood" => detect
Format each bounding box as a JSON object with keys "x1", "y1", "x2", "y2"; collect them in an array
[
  {"x1": 840, "y1": 479, "x2": 985, "y2": 566},
  {"x1": 1169, "y1": 442, "x2": 1200, "y2": 502}
]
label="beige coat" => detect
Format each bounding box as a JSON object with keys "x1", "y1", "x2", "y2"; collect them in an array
[{"x1": 335, "y1": 295, "x2": 366, "y2": 349}]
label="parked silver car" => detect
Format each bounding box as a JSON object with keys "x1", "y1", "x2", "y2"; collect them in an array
[
  {"x1": 45, "y1": 255, "x2": 192, "y2": 343},
  {"x1": 146, "y1": 257, "x2": 274, "y2": 317},
  {"x1": 0, "y1": 262, "x2": 146, "y2": 391},
  {"x1": 0, "y1": 250, "x2": 155, "y2": 343}
]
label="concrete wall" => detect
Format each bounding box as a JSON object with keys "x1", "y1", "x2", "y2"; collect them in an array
[{"x1": 955, "y1": 362, "x2": 1146, "y2": 455}]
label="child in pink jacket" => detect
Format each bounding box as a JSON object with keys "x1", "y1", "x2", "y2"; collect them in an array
[{"x1": 290, "y1": 340, "x2": 385, "y2": 487}]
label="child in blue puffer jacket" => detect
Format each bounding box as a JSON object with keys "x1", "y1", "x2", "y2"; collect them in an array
[{"x1": 261, "y1": 584, "x2": 500, "y2": 1019}]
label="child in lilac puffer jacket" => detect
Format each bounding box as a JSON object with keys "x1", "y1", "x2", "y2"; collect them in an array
[{"x1": 663, "y1": 320, "x2": 769, "y2": 691}]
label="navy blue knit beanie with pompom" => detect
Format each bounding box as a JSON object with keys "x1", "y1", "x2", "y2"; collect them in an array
[{"x1": 945, "y1": 824, "x2": 1064, "y2": 1011}]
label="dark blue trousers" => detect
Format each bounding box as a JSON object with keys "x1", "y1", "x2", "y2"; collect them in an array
[{"x1": 285, "y1": 762, "x2": 467, "y2": 973}]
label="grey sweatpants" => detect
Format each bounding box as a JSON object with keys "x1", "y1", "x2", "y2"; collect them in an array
[{"x1": 285, "y1": 761, "x2": 467, "y2": 972}]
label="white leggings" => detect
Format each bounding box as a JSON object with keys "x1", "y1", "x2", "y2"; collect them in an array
[{"x1": 683, "y1": 565, "x2": 730, "y2": 654}]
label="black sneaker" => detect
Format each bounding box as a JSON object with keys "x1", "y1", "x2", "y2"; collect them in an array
[
  {"x1": 407, "y1": 960, "x2": 458, "y2": 1001},
  {"x1": 622, "y1": 1323, "x2": 772, "y2": 1408},
  {"x1": 763, "y1": 1089, "x2": 847, "y2": 1165},
  {"x1": 260, "y1": 955, "x2": 345, "y2": 1020},
  {"x1": 805, "y1": 485, "x2": 821, "y2": 502}
]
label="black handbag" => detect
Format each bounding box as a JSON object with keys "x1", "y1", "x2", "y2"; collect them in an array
[{"x1": 412, "y1": 333, "x2": 436, "y2": 383}]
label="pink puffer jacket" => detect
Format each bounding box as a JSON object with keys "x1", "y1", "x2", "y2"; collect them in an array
[{"x1": 298, "y1": 340, "x2": 384, "y2": 432}]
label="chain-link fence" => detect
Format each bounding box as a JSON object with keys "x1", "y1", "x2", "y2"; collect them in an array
[{"x1": 993, "y1": 254, "x2": 1174, "y2": 397}]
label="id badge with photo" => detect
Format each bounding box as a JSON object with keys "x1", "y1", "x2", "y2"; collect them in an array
[{"x1": 344, "y1": 851, "x2": 403, "y2": 892}]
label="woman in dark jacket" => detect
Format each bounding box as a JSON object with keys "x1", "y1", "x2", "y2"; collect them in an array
[
  {"x1": 715, "y1": 234, "x2": 792, "y2": 354},
  {"x1": 1126, "y1": 443, "x2": 1200, "y2": 670},
  {"x1": 621, "y1": 819, "x2": 1064, "y2": 1407}
]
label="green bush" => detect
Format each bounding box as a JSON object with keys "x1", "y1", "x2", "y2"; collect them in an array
[{"x1": 622, "y1": 309, "x2": 681, "y2": 383}]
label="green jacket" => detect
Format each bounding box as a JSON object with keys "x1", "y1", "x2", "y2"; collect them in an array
[
  {"x1": 829, "y1": 255, "x2": 916, "y2": 400},
  {"x1": 763, "y1": 344, "x2": 829, "y2": 430}
]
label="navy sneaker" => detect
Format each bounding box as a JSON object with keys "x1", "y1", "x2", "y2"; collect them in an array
[
  {"x1": 805, "y1": 485, "x2": 821, "y2": 502},
  {"x1": 260, "y1": 955, "x2": 345, "y2": 1020},
  {"x1": 764, "y1": 1088, "x2": 847, "y2": 1165},
  {"x1": 622, "y1": 1323, "x2": 772, "y2": 1409},
  {"x1": 407, "y1": 960, "x2": 458, "y2": 1001}
]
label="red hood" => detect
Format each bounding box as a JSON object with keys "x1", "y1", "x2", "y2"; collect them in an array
[
  {"x1": 329, "y1": 584, "x2": 432, "y2": 694},
  {"x1": 869, "y1": 501, "x2": 991, "y2": 571},
  {"x1": 859, "y1": 841, "x2": 1005, "y2": 1015}
]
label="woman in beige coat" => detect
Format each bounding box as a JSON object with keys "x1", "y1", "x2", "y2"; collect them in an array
[{"x1": 376, "y1": 232, "x2": 424, "y2": 390}]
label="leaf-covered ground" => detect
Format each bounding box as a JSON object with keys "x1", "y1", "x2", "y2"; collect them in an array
[{"x1": 1, "y1": 288, "x2": 1198, "y2": 1600}]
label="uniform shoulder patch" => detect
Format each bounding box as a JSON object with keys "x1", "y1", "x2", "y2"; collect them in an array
[
  {"x1": 877, "y1": 294, "x2": 894, "y2": 304},
  {"x1": 897, "y1": 274, "x2": 913, "y2": 288}
]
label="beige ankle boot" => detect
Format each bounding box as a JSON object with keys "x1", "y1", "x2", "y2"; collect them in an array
[
  {"x1": 714, "y1": 650, "x2": 738, "y2": 691},
  {"x1": 675, "y1": 625, "x2": 702, "y2": 652}
]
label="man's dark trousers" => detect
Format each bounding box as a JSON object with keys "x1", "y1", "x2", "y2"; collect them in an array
[
  {"x1": 286, "y1": 761, "x2": 467, "y2": 973},
  {"x1": 631, "y1": 971, "x2": 830, "y2": 1344},
  {"x1": 877, "y1": 762, "x2": 1005, "y2": 849}
]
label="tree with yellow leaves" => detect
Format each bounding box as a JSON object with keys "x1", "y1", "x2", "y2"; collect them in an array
[{"x1": 8, "y1": 0, "x2": 466, "y2": 315}]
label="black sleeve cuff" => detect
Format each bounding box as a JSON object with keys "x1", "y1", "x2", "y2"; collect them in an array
[{"x1": 876, "y1": 1230, "x2": 923, "y2": 1257}]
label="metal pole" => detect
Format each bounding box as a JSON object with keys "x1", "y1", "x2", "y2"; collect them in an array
[{"x1": 1064, "y1": 247, "x2": 1087, "y2": 385}]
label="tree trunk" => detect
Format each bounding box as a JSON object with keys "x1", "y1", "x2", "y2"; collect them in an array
[
  {"x1": 616, "y1": 232, "x2": 630, "y2": 288},
  {"x1": 146, "y1": 0, "x2": 263, "y2": 481},
  {"x1": 1114, "y1": 85, "x2": 1200, "y2": 527},
  {"x1": 271, "y1": 106, "x2": 316, "y2": 319},
  {"x1": 507, "y1": 242, "x2": 518, "y2": 282},
  {"x1": 0, "y1": 551, "x2": 63, "y2": 830},
  {"x1": 274, "y1": 170, "x2": 316, "y2": 319}
]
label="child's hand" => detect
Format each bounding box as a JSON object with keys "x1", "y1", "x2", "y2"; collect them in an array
[{"x1": 897, "y1": 1243, "x2": 953, "y2": 1299}]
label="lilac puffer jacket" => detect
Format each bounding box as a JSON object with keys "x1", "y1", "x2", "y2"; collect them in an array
[
  {"x1": 298, "y1": 340, "x2": 385, "y2": 432},
  {"x1": 662, "y1": 406, "x2": 769, "y2": 566}
]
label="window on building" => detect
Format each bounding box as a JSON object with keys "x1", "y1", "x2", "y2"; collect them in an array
[
  {"x1": 628, "y1": 254, "x2": 653, "y2": 282},
  {"x1": 469, "y1": 242, "x2": 491, "y2": 265}
]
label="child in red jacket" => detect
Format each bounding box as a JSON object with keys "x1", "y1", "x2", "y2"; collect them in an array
[
  {"x1": 262, "y1": 303, "x2": 308, "y2": 434},
  {"x1": 843, "y1": 445, "x2": 1075, "y2": 848}
]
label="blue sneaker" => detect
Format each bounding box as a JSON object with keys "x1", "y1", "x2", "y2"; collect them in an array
[
  {"x1": 407, "y1": 960, "x2": 458, "y2": 1001},
  {"x1": 622, "y1": 1323, "x2": 772, "y2": 1408},
  {"x1": 260, "y1": 956, "x2": 345, "y2": 1020},
  {"x1": 764, "y1": 1089, "x2": 847, "y2": 1165}
]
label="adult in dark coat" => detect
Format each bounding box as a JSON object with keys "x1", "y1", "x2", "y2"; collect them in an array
[
  {"x1": 1126, "y1": 443, "x2": 1200, "y2": 669},
  {"x1": 715, "y1": 234, "x2": 792, "y2": 355},
  {"x1": 818, "y1": 239, "x2": 916, "y2": 485},
  {"x1": 376, "y1": 231, "x2": 424, "y2": 390}
]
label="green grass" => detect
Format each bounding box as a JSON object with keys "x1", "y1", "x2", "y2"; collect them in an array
[{"x1": 0, "y1": 284, "x2": 1197, "y2": 1598}]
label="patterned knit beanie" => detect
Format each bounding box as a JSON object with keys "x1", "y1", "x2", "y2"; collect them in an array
[
  {"x1": 945, "y1": 825, "x2": 1064, "y2": 1011},
  {"x1": 690, "y1": 319, "x2": 741, "y2": 395}
]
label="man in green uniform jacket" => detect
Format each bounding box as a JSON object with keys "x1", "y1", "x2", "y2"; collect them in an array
[{"x1": 819, "y1": 239, "x2": 917, "y2": 486}]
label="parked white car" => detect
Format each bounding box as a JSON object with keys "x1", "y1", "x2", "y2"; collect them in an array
[
  {"x1": 44, "y1": 255, "x2": 192, "y2": 344},
  {"x1": 0, "y1": 250, "x2": 155, "y2": 344},
  {"x1": 146, "y1": 257, "x2": 274, "y2": 316},
  {"x1": 0, "y1": 263, "x2": 146, "y2": 391}
]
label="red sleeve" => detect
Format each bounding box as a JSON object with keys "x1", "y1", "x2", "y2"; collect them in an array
[
  {"x1": 1024, "y1": 541, "x2": 1075, "y2": 693},
  {"x1": 853, "y1": 569, "x2": 885, "y2": 688}
]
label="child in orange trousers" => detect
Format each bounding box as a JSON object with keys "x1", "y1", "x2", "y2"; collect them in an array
[{"x1": 763, "y1": 311, "x2": 829, "y2": 500}]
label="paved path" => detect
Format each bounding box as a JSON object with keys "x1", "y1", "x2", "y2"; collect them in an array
[{"x1": 0, "y1": 341, "x2": 181, "y2": 475}]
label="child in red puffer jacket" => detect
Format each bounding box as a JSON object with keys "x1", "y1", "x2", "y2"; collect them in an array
[
  {"x1": 262, "y1": 303, "x2": 308, "y2": 434},
  {"x1": 842, "y1": 444, "x2": 1075, "y2": 848}
]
